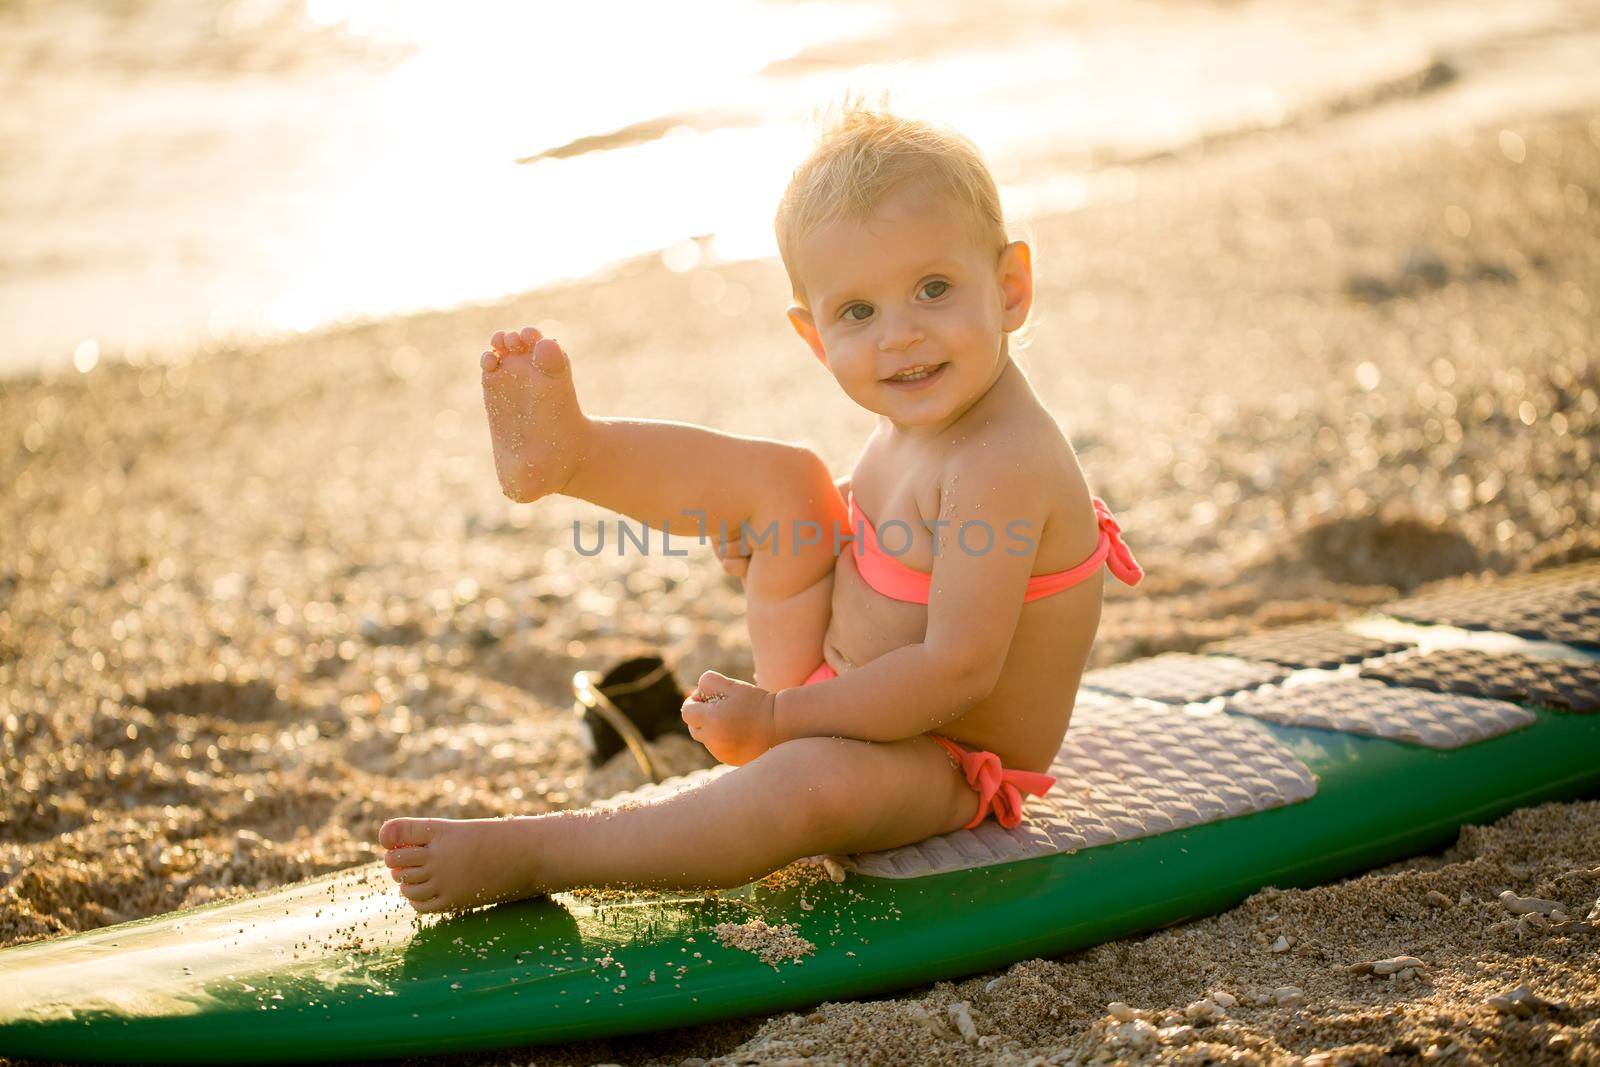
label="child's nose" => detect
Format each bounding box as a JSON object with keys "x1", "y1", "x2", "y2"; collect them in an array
[{"x1": 875, "y1": 311, "x2": 924, "y2": 352}]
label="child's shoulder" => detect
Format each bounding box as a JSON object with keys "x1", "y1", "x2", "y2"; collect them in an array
[
  {"x1": 942, "y1": 390, "x2": 1075, "y2": 488},
  {"x1": 933, "y1": 397, "x2": 1095, "y2": 559}
]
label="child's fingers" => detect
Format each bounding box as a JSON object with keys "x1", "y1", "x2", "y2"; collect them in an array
[{"x1": 695, "y1": 669, "x2": 732, "y2": 698}]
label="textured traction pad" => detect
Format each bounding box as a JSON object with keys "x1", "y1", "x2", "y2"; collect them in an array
[
  {"x1": 1361, "y1": 649, "x2": 1600, "y2": 714},
  {"x1": 1226, "y1": 678, "x2": 1536, "y2": 749},
  {"x1": 1384, "y1": 562, "x2": 1600, "y2": 650},
  {"x1": 1206, "y1": 626, "x2": 1412, "y2": 669},
  {"x1": 848, "y1": 700, "x2": 1317, "y2": 878},
  {"x1": 1081, "y1": 653, "x2": 1291, "y2": 704},
  {"x1": 602, "y1": 700, "x2": 1319, "y2": 880}
]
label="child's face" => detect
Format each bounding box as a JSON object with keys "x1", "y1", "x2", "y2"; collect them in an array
[{"x1": 786, "y1": 182, "x2": 1031, "y2": 433}]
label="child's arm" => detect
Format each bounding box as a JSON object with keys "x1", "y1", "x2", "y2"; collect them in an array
[{"x1": 769, "y1": 449, "x2": 1048, "y2": 744}]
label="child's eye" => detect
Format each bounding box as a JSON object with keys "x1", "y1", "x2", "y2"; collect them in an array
[
  {"x1": 921, "y1": 279, "x2": 950, "y2": 299},
  {"x1": 842, "y1": 304, "x2": 872, "y2": 322}
]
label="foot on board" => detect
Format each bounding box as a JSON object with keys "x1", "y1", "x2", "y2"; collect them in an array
[{"x1": 378, "y1": 815, "x2": 553, "y2": 913}]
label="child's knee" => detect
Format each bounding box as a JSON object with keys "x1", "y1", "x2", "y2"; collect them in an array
[{"x1": 743, "y1": 448, "x2": 849, "y2": 599}]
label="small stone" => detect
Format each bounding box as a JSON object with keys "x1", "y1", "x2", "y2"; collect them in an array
[
  {"x1": 1110, "y1": 1019, "x2": 1157, "y2": 1050},
  {"x1": 821, "y1": 857, "x2": 847, "y2": 883},
  {"x1": 1273, "y1": 986, "x2": 1306, "y2": 1008},
  {"x1": 1107, "y1": 1001, "x2": 1139, "y2": 1022},
  {"x1": 985, "y1": 977, "x2": 1009, "y2": 996},
  {"x1": 1158, "y1": 1024, "x2": 1196, "y2": 1046},
  {"x1": 947, "y1": 1001, "x2": 979, "y2": 1045},
  {"x1": 1347, "y1": 955, "x2": 1427, "y2": 976},
  {"x1": 1485, "y1": 984, "x2": 1566, "y2": 1018},
  {"x1": 1498, "y1": 890, "x2": 1565, "y2": 916},
  {"x1": 1270, "y1": 934, "x2": 1292, "y2": 953},
  {"x1": 1425, "y1": 890, "x2": 1452, "y2": 908},
  {"x1": 1211, "y1": 990, "x2": 1237, "y2": 1008},
  {"x1": 1517, "y1": 912, "x2": 1549, "y2": 937},
  {"x1": 1183, "y1": 997, "x2": 1224, "y2": 1023}
]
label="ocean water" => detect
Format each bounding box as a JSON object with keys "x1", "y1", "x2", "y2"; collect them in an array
[{"x1": 3, "y1": 0, "x2": 1598, "y2": 376}]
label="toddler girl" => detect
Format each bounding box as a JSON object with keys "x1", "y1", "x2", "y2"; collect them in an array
[{"x1": 377, "y1": 105, "x2": 1142, "y2": 912}]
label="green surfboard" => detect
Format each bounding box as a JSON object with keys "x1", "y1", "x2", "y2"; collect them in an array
[{"x1": 2, "y1": 575, "x2": 1598, "y2": 1063}]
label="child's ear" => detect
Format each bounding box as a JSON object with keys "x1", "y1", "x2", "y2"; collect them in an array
[
  {"x1": 997, "y1": 240, "x2": 1034, "y2": 333},
  {"x1": 787, "y1": 305, "x2": 829, "y2": 368}
]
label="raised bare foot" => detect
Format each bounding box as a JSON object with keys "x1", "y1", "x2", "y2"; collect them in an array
[
  {"x1": 479, "y1": 325, "x2": 589, "y2": 503},
  {"x1": 378, "y1": 815, "x2": 555, "y2": 913}
]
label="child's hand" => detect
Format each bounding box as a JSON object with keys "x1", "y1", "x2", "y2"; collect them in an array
[{"x1": 680, "y1": 670, "x2": 777, "y2": 766}]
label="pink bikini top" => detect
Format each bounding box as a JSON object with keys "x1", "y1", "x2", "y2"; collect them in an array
[{"x1": 847, "y1": 491, "x2": 1143, "y2": 606}]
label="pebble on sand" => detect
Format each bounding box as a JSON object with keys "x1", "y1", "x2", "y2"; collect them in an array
[
  {"x1": 946, "y1": 1001, "x2": 979, "y2": 1044},
  {"x1": 1497, "y1": 890, "x2": 1570, "y2": 920},
  {"x1": 1484, "y1": 984, "x2": 1566, "y2": 1018},
  {"x1": 1347, "y1": 955, "x2": 1428, "y2": 977}
]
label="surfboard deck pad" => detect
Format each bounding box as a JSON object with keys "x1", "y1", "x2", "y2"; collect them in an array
[{"x1": 1361, "y1": 647, "x2": 1600, "y2": 712}]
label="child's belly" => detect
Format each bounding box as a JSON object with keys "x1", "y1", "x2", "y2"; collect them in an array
[
  {"x1": 821, "y1": 551, "x2": 1102, "y2": 771},
  {"x1": 820, "y1": 550, "x2": 929, "y2": 674}
]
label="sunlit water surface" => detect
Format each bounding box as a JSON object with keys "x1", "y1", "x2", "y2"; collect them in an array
[{"x1": 3, "y1": 0, "x2": 1597, "y2": 375}]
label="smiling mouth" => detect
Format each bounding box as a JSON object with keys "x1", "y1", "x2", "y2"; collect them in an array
[{"x1": 883, "y1": 362, "x2": 947, "y2": 383}]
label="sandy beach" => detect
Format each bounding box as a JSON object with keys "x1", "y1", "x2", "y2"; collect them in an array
[{"x1": 4, "y1": 52, "x2": 1600, "y2": 1067}]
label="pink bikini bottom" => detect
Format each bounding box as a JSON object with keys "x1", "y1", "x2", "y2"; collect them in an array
[{"x1": 799, "y1": 660, "x2": 1056, "y2": 830}]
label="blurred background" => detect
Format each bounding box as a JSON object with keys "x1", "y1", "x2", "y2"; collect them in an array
[
  {"x1": 2, "y1": 2, "x2": 1599, "y2": 1059},
  {"x1": 7, "y1": 0, "x2": 1600, "y2": 374}
]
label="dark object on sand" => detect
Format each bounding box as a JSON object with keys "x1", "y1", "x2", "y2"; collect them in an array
[{"x1": 572, "y1": 654, "x2": 699, "y2": 781}]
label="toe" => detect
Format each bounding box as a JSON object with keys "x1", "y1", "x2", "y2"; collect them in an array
[
  {"x1": 531, "y1": 337, "x2": 569, "y2": 377},
  {"x1": 379, "y1": 818, "x2": 435, "y2": 850},
  {"x1": 505, "y1": 330, "x2": 528, "y2": 355},
  {"x1": 392, "y1": 865, "x2": 430, "y2": 884},
  {"x1": 481, "y1": 350, "x2": 499, "y2": 372},
  {"x1": 400, "y1": 881, "x2": 438, "y2": 902},
  {"x1": 384, "y1": 846, "x2": 427, "y2": 868},
  {"x1": 518, "y1": 325, "x2": 542, "y2": 348},
  {"x1": 490, "y1": 330, "x2": 509, "y2": 355}
]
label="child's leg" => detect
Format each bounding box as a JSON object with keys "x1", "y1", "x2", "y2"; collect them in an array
[
  {"x1": 380, "y1": 735, "x2": 977, "y2": 911},
  {"x1": 482, "y1": 326, "x2": 843, "y2": 690}
]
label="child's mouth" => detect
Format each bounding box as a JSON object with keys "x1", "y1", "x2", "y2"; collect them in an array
[{"x1": 882, "y1": 363, "x2": 947, "y2": 390}]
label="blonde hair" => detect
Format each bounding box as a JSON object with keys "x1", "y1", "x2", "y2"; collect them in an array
[{"x1": 774, "y1": 93, "x2": 1013, "y2": 313}]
